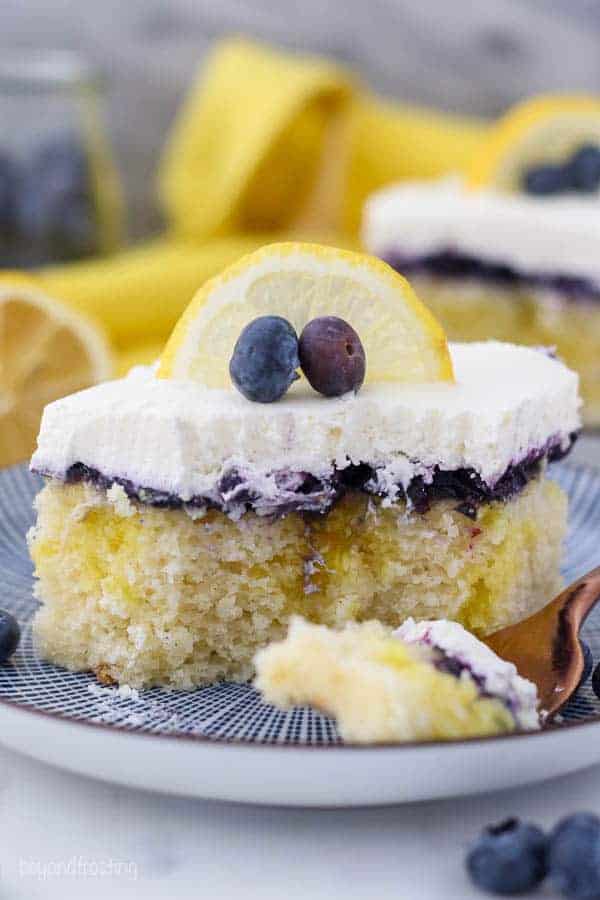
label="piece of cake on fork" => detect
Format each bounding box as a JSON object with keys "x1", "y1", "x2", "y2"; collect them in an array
[
  {"x1": 254, "y1": 616, "x2": 541, "y2": 743},
  {"x1": 28, "y1": 243, "x2": 580, "y2": 689}
]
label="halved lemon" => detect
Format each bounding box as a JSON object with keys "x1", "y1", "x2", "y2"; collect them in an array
[
  {"x1": 0, "y1": 275, "x2": 112, "y2": 467},
  {"x1": 158, "y1": 242, "x2": 453, "y2": 388},
  {"x1": 466, "y1": 94, "x2": 600, "y2": 191}
]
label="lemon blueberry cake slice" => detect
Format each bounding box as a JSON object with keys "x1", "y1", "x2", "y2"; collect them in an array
[
  {"x1": 254, "y1": 617, "x2": 540, "y2": 743},
  {"x1": 28, "y1": 243, "x2": 580, "y2": 689},
  {"x1": 362, "y1": 95, "x2": 600, "y2": 424}
]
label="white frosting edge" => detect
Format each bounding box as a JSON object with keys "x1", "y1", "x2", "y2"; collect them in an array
[
  {"x1": 395, "y1": 618, "x2": 540, "y2": 729},
  {"x1": 31, "y1": 342, "x2": 580, "y2": 502},
  {"x1": 363, "y1": 175, "x2": 600, "y2": 284}
]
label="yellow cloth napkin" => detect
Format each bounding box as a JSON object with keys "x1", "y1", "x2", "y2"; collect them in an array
[{"x1": 37, "y1": 37, "x2": 488, "y2": 369}]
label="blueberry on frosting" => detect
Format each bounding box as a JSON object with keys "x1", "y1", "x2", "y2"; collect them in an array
[
  {"x1": 566, "y1": 144, "x2": 600, "y2": 193},
  {"x1": 229, "y1": 315, "x2": 300, "y2": 403},
  {"x1": 522, "y1": 144, "x2": 600, "y2": 196},
  {"x1": 299, "y1": 316, "x2": 366, "y2": 397},
  {"x1": 230, "y1": 314, "x2": 366, "y2": 402},
  {"x1": 522, "y1": 163, "x2": 568, "y2": 196}
]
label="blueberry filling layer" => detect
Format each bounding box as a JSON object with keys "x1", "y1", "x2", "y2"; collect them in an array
[
  {"x1": 383, "y1": 249, "x2": 600, "y2": 303},
  {"x1": 47, "y1": 433, "x2": 577, "y2": 521},
  {"x1": 432, "y1": 648, "x2": 517, "y2": 720}
]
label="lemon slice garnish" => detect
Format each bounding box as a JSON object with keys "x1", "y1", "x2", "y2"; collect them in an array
[
  {"x1": 467, "y1": 94, "x2": 600, "y2": 191},
  {"x1": 158, "y1": 242, "x2": 453, "y2": 388},
  {"x1": 0, "y1": 275, "x2": 112, "y2": 467}
]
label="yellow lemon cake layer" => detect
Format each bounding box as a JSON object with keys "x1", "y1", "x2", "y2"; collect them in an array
[
  {"x1": 255, "y1": 617, "x2": 540, "y2": 743},
  {"x1": 30, "y1": 476, "x2": 564, "y2": 689},
  {"x1": 28, "y1": 339, "x2": 578, "y2": 689}
]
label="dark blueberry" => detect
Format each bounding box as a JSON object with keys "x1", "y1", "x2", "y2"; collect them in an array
[
  {"x1": 566, "y1": 144, "x2": 600, "y2": 193},
  {"x1": 229, "y1": 315, "x2": 300, "y2": 402},
  {"x1": 548, "y1": 812, "x2": 600, "y2": 899},
  {"x1": 0, "y1": 609, "x2": 20, "y2": 663},
  {"x1": 298, "y1": 316, "x2": 366, "y2": 397},
  {"x1": 580, "y1": 640, "x2": 593, "y2": 685},
  {"x1": 522, "y1": 164, "x2": 568, "y2": 195},
  {"x1": 591, "y1": 662, "x2": 600, "y2": 701},
  {"x1": 466, "y1": 818, "x2": 547, "y2": 895}
]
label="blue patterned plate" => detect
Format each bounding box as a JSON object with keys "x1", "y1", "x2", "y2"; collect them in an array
[{"x1": 1, "y1": 461, "x2": 600, "y2": 806}]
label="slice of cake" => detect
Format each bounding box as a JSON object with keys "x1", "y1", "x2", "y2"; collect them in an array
[
  {"x1": 254, "y1": 617, "x2": 540, "y2": 743},
  {"x1": 362, "y1": 95, "x2": 600, "y2": 425},
  {"x1": 28, "y1": 243, "x2": 580, "y2": 689}
]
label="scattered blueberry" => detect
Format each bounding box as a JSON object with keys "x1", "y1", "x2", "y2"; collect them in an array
[
  {"x1": 522, "y1": 163, "x2": 568, "y2": 195},
  {"x1": 566, "y1": 144, "x2": 600, "y2": 193},
  {"x1": 466, "y1": 818, "x2": 547, "y2": 895},
  {"x1": 548, "y1": 812, "x2": 600, "y2": 899},
  {"x1": 580, "y1": 640, "x2": 594, "y2": 685},
  {"x1": 298, "y1": 316, "x2": 366, "y2": 397},
  {"x1": 591, "y1": 662, "x2": 600, "y2": 701},
  {"x1": 229, "y1": 315, "x2": 300, "y2": 402},
  {"x1": 0, "y1": 609, "x2": 20, "y2": 663}
]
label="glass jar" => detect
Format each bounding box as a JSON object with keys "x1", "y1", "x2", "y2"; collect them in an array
[{"x1": 0, "y1": 51, "x2": 122, "y2": 267}]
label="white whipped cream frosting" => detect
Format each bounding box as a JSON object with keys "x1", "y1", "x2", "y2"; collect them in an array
[
  {"x1": 31, "y1": 342, "x2": 580, "y2": 501},
  {"x1": 363, "y1": 176, "x2": 600, "y2": 283},
  {"x1": 396, "y1": 618, "x2": 540, "y2": 729}
]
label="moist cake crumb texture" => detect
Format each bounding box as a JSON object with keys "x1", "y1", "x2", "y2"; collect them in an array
[{"x1": 29, "y1": 476, "x2": 565, "y2": 689}]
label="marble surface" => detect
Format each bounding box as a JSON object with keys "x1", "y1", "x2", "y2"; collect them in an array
[
  {"x1": 1, "y1": 746, "x2": 600, "y2": 899},
  {"x1": 0, "y1": 435, "x2": 598, "y2": 900}
]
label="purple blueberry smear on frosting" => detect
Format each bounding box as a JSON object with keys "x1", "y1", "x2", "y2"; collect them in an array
[
  {"x1": 384, "y1": 249, "x2": 600, "y2": 303},
  {"x1": 396, "y1": 618, "x2": 540, "y2": 731},
  {"x1": 59, "y1": 432, "x2": 576, "y2": 521},
  {"x1": 299, "y1": 316, "x2": 366, "y2": 397}
]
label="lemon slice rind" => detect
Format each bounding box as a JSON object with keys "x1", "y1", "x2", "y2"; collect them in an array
[
  {"x1": 0, "y1": 279, "x2": 112, "y2": 468},
  {"x1": 158, "y1": 242, "x2": 453, "y2": 389},
  {"x1": 467, "y1": 94, "x2": 600, "y2": 192}
]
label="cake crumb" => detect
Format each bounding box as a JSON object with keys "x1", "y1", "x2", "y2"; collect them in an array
[
  {"x1": 95, "y1": 663, "x2": 117, "y2": 686},
  {"x1": 107, "y1": 484, "x2": 135, "y2": 517}
]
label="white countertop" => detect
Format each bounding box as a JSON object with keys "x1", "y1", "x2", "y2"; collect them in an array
[
  {"x1": 1, "y1": 746, "x2": 600, "y2": 899},
  {"x1": 0, "y1": 434, "x2": 598, "y2": 900}
]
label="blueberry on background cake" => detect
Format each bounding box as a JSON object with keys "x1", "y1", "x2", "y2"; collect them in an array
[{"x1": 27, "y1": 243, "x2": 580, "y2": 690}]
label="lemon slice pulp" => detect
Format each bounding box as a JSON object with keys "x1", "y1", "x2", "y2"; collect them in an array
[
  {"x1": 467, "y1": 94, "x2": 600, "y2": 192},
  {"x1": 158, "y1": 242, "x2": 453, "y2": 388},
  {"x1": 0, "y1": 277, "x2": 112, "y2": 467}
]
